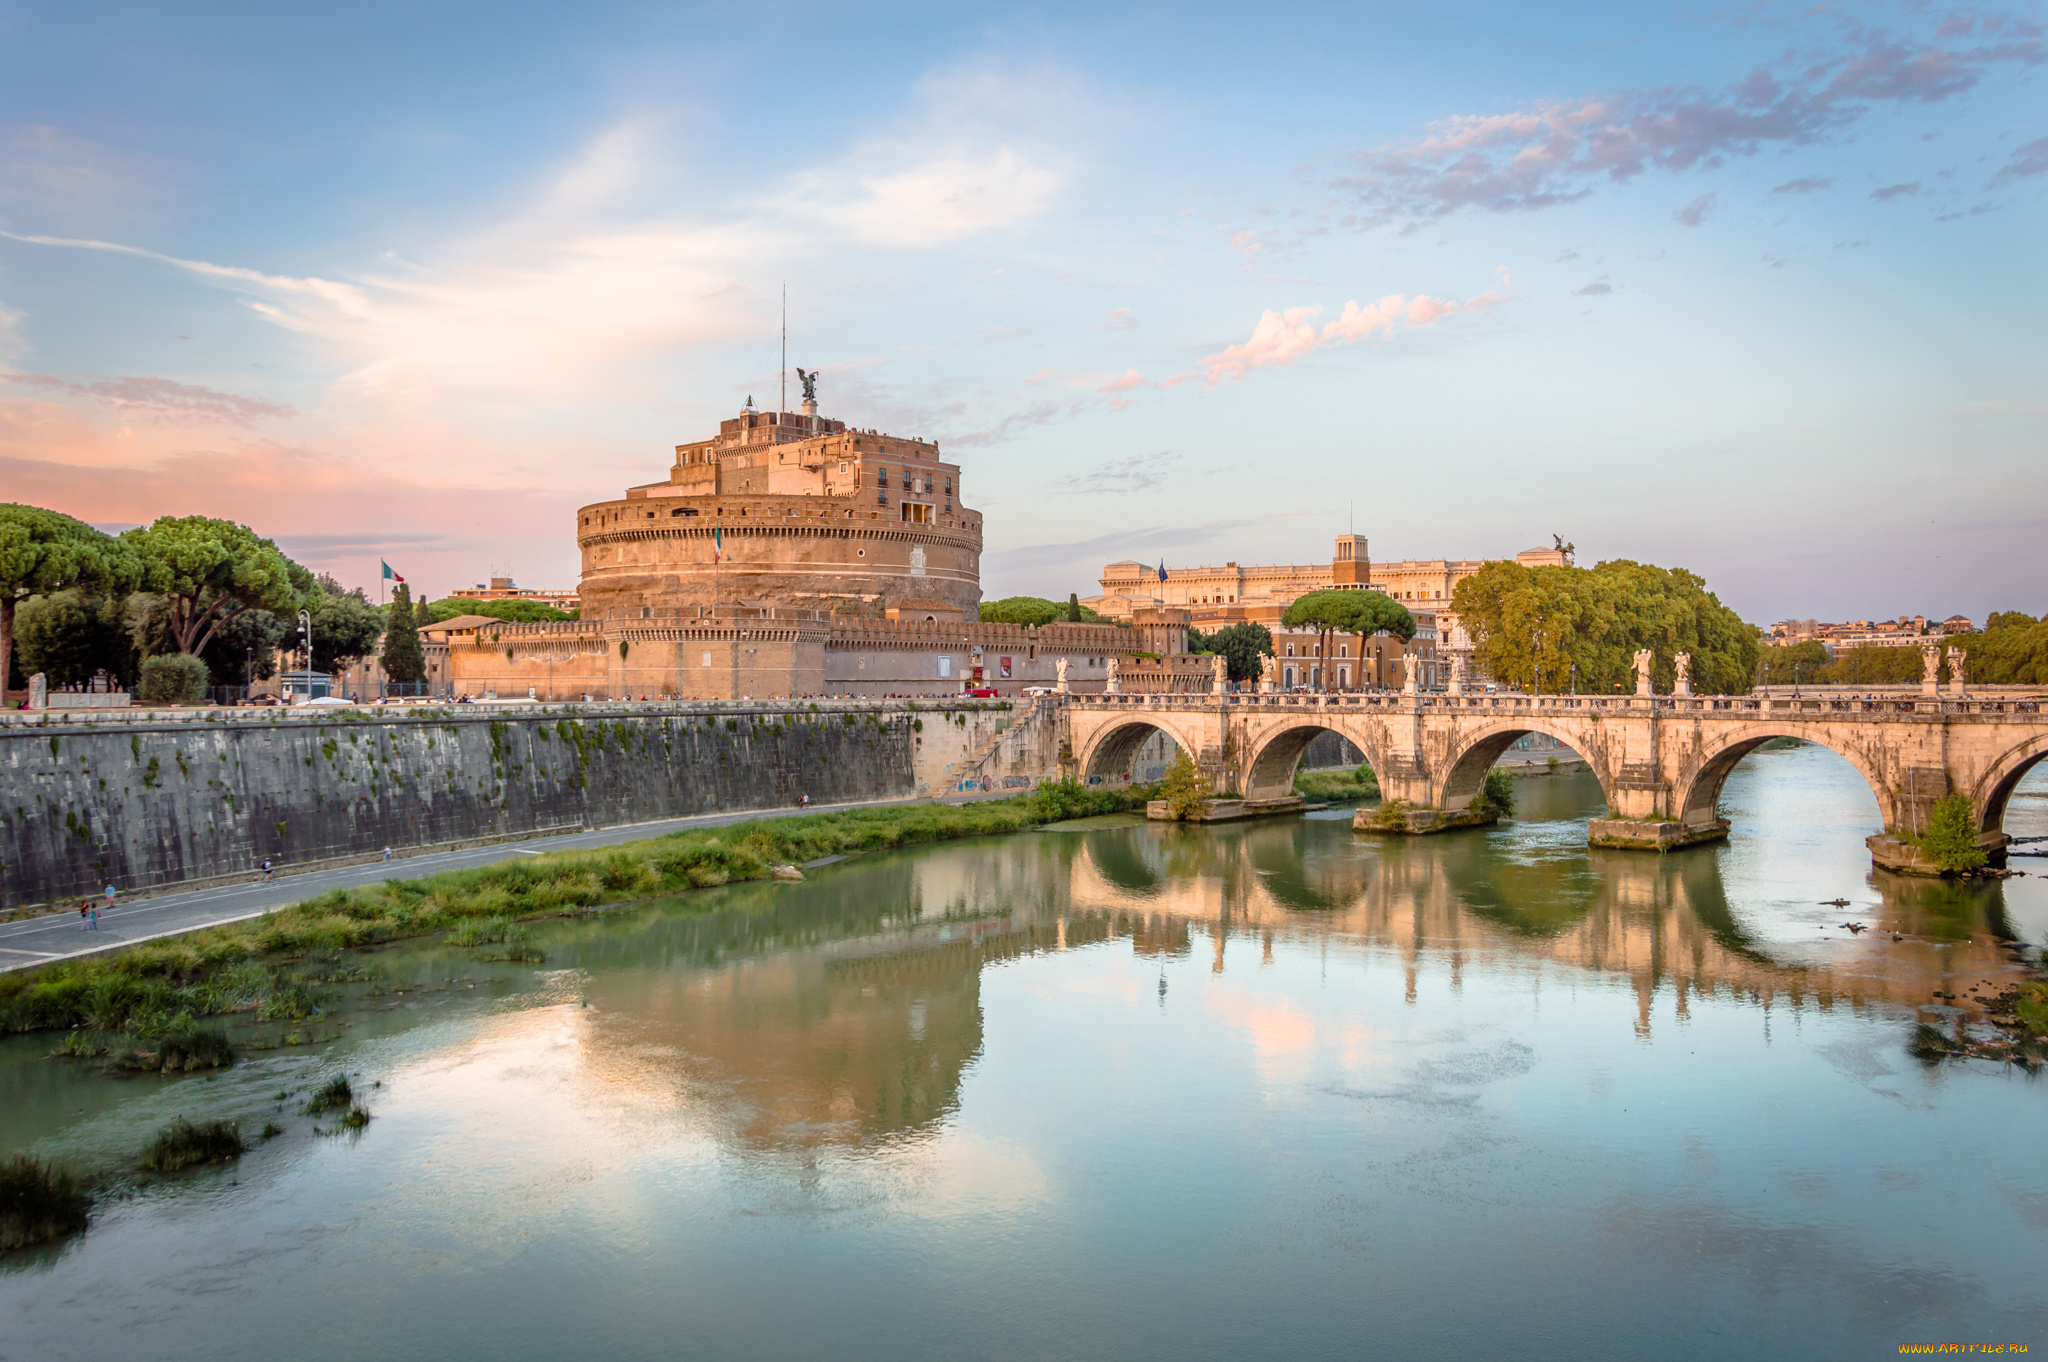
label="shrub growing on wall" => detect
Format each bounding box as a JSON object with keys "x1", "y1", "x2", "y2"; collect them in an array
[
  {"x1": 1160, "y1": 749, "x2": 1209, "y2": 820},
  {"x1": 1921, "y1": 794, "x2": 1986, "y2": 874},
  {"x1": 138, "y1": 653, "x2": 209, "y2": 705}
]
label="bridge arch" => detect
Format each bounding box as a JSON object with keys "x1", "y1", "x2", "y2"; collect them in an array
[
  {"x1": 1241, "y1": 721, "x2": 1391, "y2": 801},
  {"x1": 1074, "y1": 716, "x2": 1202, "y2": 785},
  {"x1": 1671, "y1": 728, "x2": 1889, "y2": 830},
  {"x1": 1437, "y1": 719, "x2": 1613, "y2": 813},
  {"x1": 1971, "y1": 733, "x2": 2048, "y2": 836}
]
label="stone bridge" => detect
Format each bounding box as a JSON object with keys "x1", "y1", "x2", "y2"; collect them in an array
[{"x1": 1061, "y1": 690, "x2": 2048, "y2": 869}]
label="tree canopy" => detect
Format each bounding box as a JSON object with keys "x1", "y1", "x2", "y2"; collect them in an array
[
  {"x1": 0, "y1": 504, "x2": 143, "y2": 697},
  {"x1": 979, "y1": 595, "x2": 1105, "y2": 626},
  {"x1": 1811, "y1": 613, "x2": 2048, "y2": 687},
  {"x1": 1758, "y1": 640, "x2": 1830, "y2": 685},
  {"x1": 381, "y1": 583, "x2": 426, "y2": 684},
  {"x1": 14, "y1": 590, "x2": 137, "y2": 688},
  {"x1": 423, "y1": 596, "x2": 574, "y2": 624},
  {"x1": 1187, "y1": 622, "x2": 1274, "y2": 683},
  {"x1": 121, "y1": 516, "x2": 308, "y2": 658},
  {"x1": 310, "y1": 576, "x2": 387, "y2": 674},
  {"x1": 1451, "y1": 559, "x2": 1758, "y2": 695},
  {"x1": 1280, "y1": 590, "x2": 1415, "y2": 690}
]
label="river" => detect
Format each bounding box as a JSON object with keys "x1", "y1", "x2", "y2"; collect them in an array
[{"x1": 3, "y1": 743, "x2": 2045, "y2": 1360}]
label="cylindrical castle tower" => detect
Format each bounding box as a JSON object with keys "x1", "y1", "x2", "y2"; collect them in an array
[{"x1": 577, "y1": 399, "x2": 982, "y2": 622}]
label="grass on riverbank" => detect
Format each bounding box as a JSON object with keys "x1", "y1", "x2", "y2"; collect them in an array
[
  {"x1": 0, "y1": 783, "x2": 1155, "y2": 1038},
  {"x1": 1293, "y1": 765, "x2": 1381, "y2": 802},
  {"x1": 0, "y1": 1154, "x2": 91, "y2": 1251}
]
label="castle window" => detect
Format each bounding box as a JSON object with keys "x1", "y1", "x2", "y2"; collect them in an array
[
  {"x1": 944, "y1": 475, "x2": 952, "y2": 494},
  {"x1": 878, "y1": 489, "x2": 888, "y2": 505}
]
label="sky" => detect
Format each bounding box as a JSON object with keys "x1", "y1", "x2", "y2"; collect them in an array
[{"x1": 0, "y1": 1, "x2": 2042, "y2": 624}]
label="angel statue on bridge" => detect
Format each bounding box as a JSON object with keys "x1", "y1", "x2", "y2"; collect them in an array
[{"x1": 1632, "y1": 649, "x2": 1655, "y2": 697}]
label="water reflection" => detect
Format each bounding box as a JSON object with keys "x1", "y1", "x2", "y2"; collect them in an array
[
  {"x1": 3, "y1": 752, "x2": 2045, "y2": 1362},
  {"x1": 464, "y1": 760, "x2": 2038, "y2": 1157}
]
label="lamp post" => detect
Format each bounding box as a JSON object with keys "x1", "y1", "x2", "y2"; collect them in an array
[
  {"x1": 1532, "y1": 627, "x2": 1544, "y2": 698},
  {"x1": 1570, "y1": 663, "x2": 1578, "y2": 697}
]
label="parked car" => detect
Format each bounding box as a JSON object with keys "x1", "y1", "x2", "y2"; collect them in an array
[{"x1": 963, "y1": 687, "x2": 999, "y2": 698}]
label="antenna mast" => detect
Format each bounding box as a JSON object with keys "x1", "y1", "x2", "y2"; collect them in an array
[{"x1": 780, "y1": 283, "x2": 786, "y2": 416}]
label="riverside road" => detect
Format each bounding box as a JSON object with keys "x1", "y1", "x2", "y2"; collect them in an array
[{"x1": 0, "y1": 793, "x2": 954, "y2": 972}]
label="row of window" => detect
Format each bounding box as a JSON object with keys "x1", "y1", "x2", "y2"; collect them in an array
[{"x1": 871, "y1": 467, "x2": 952, "y2": 495}]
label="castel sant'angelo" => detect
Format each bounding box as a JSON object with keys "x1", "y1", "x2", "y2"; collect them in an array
[
  {"x1": 429, "y1": 373, "x2": 1542, "y2": 701},
  {"x1": 432, "y1": 381, "x2": 1128, "y2": 699},
  {"x1": 577, "y1": 389, "x2": 981, "y2": 624}
]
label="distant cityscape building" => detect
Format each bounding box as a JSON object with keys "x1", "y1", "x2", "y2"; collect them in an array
[
  {"x1": 461, "y1": 576, "x2": 581, "y2": 613},
  {"x1": 1086, "y1": 535, "x2": 1565, "y2": 690},
  {"x1": 1770, "y1": 615, "x2": 1974, "y2": 653}
]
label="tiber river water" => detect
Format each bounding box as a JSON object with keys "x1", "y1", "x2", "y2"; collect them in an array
[{"x1": 3, "y1": 743, "x2": 2046, "y2": 1361}]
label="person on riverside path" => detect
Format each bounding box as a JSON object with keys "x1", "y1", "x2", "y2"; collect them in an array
[
  {"x1": 89, "y1": 904, "x2": 99, "y2": 932},
  {"x1": 382, "y1": 846, "x2": 394, "y2": 861},
  {"x1": 261, "y1": 859, "x2": 275, "y2": 883},
  {"x1": 79, "y1": 901, "x2": 90, "y2": 931},
  {"x1": 104, "y1": 884, "x2": 116, "y2": 912}
]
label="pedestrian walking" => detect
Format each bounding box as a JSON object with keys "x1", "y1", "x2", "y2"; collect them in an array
[
  {"x1": 382, "y1": 846, "x2": 393, "y2": 861},
  {"x1": 79, "y1": 901, "x2": 90, "y2": 931},
  {"x1": 261, "y1": 858, "x2": 274, "y2": 883},
  {"x1": 104, "y1": 884, "x2": 116, "y2": 910},
  {"x1": 89, "y1": 905, "x2": 99, "y2": 932}
]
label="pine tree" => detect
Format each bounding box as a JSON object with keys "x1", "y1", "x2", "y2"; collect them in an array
[{"x1": 381, "y1": 583, "x2": 426, "y2": 685}]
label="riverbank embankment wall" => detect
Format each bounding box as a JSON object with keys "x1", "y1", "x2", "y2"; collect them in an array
[{"x1": 0, "y1": 700, "x2": 1020, "y2": 909}]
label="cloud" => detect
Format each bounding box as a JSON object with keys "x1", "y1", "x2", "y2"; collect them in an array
[
  {"x1": 1, "y1": 372, "x2": 293, "y2": 425},
  {"x1": 3, "y1": 110, "x2": 1065, "y2": 414},
  {"x1": 1869, "y1": 181, "x2": 1921, "y2": 200},
  {"x1": 1673, "y1": 192, "x2": 1718, "y2": 226},
  {"x1": 1096, "y1": 308, "x2": 1138, "y2": 330},
  {"x1": 1167, "y1": 268, "x2": 1513, "y2": 387},
  {"x1": 780, "y1": 146, "x2": 1058, "y2": 249},
  {"x1": 1097, "y1": 369, "x2": 1144, "y2": 394},
  {"x1": 1052, "y1": 449, "x2": 1181, "y2": 495},
  {"x1": 1329, "y1": 18, "x2": 2045, "y2": 226},
  {"x1": 1771, "y1": 176, "x2": 1835, "y2": 194},
  {"x1": 1575, "y1": 281, "x2": 1612, "y2": 296},
  {"x1": 1988, "y1": 136, "x2": 2048, "y2": 186}
]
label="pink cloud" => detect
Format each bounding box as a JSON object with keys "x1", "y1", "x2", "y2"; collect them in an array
[
  {"x1": 1170, "y1": 269, "x2": 1514, "y2": 388},
  {"x1": 3, "y1": 372, "x2": 293, "y2": 426},
  {"x1": 1405, "y1": 295, "x2": 1459, "y2": 324},
  {"x1": 1331, "y1": 18, "x2": 2045, "y2": 227}
]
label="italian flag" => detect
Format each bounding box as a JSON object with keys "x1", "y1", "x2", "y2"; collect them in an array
[
  {"x1": 713, "y1": 527, "x2": 722, "y2": 563},
  {"x1": 381, "y1": 560, "x2": 405, "y2": 584}
]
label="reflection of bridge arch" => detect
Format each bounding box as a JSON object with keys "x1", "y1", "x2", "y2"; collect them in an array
[
  {"x1": 1671, "y1": 727, "x2": 1890, "y2": 829},
  {"x1": 1436, "y1": 719, "x2": 1615, "y2": 814},
  {"x1": 1076, "y1": 717, "x2": 1201, "y2": 783},
  {"x1": 1973, "y1": 733, "x2": 2048, "y2": 835},
  {"x1": 1241, "y1": 722, "x2": 1391, "y2": 801}
]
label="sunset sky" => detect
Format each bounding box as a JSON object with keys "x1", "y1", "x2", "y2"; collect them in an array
[{"x1": 1, "y1": 2, "x2": 2042, "y2": 621}]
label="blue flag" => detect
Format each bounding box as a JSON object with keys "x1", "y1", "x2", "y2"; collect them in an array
[{"x1": 1157, "y1": 560, "x2": 1167, "y2": 583}]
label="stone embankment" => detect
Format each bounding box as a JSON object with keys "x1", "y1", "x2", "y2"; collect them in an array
[{"x1": 0, "y1": 699, "x2": 1040, "y2": 910}]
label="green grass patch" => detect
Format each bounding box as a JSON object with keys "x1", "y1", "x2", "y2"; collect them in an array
[
  {"x1": 303, "y1": 1075, "x2": 354, "y2": 1115},
  {"x1": 0, "y1": 1154, "x2": 92, "y2": 1250},
  {"x1": 1294, "y1": 765, "x2": 1380, "y2": 802},
  {"x1": 0, "y1": 789, "x2": 1155, "y2": 1038},
  {"x1": 140, "y1": 1119, "x2": 243, "y2": 1173}
]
